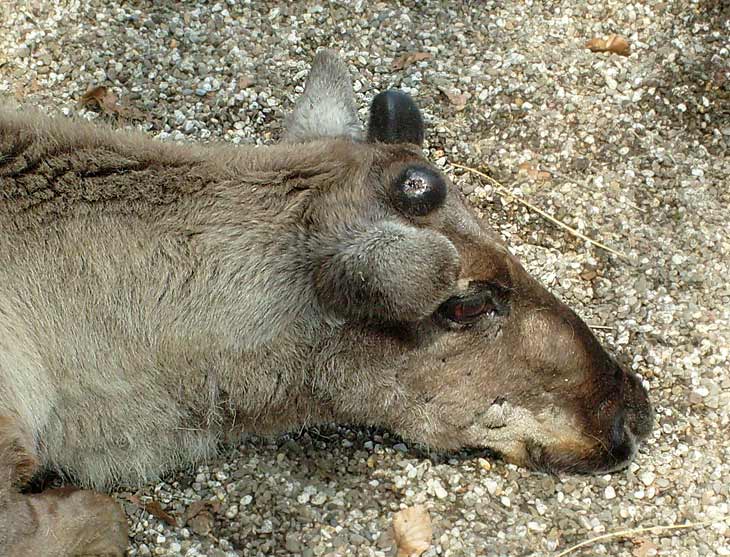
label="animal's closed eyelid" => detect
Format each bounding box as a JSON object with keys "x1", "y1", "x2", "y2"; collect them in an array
[{"x1": 453, "y1": 279, "x2": 513, "y2": 301}]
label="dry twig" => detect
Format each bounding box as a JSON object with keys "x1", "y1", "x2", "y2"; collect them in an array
[
  {"x1": 451, "y1": 163, "x2": 630, "y2": 260},
  {"x1": 554, "y1": 517, "x2": 730, "y2": 556}
]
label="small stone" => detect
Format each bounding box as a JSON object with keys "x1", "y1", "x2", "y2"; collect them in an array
[
  {"x1": 285, "y1": 533, "x2": 301, "y2": 552},
  {"x1": 484, "y1": 479, "x2": 498, "y2": 496},
  {"x1": 573, "y1": 157, "x2": 590, "y2": 171},
  {"x1": 639, "y1": 472, "x2": 656, "y2": 486},
  {"x1": 690, "y1": 386, "x2": 710, "y2": 404},
  {"x1": 188, "y1": 512, "x2": 212, "y2": 536},
  {"x1": 433, "y1": 480, "x2": 448, "y2": 499},
  {"x1": 604, "y1": 486, "x2": 617, "y2": 499},
  {"x1": 377, "y1": 529, "x2": 394, "y2": 549}
]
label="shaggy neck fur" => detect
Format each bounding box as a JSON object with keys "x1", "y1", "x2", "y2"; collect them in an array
[{"x1": 0, "y1": 109, "x2": 374, "y2": 486}]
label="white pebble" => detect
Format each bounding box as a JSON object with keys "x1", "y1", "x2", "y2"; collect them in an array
[
  {"x1": 639, "y1": 472, "x2": 656, "y2": 486},
  {"x1": 225, "y1": 505, "x2": 238, "y2": 519},
  {"x1": 484, "y1": 479, "x2": 498, "y2": 496},
  {"x1": 433, "y1": 480, "x2": 448, "y2": 499}
]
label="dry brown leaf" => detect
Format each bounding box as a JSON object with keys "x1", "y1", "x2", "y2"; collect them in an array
[
  {"x1": 184, "y1": 500, "x2": 213, "y2": 535},
  {"x1": 518, "y1": 161, "x2": 552, "y2": 182},
  {"x1": 392, "y1": 505, "x2": 432, "y2": 557},
  {"x1": 439, "y1": 86, "x2": 469, "y2": 110},
  {"x1": 184, "y1": 500, "x2": 208, "y2": 521},
  {"x1": 13, "y1": 82, "x2": 25, "y2": 101},
  {"x1": 78, "y1": 86, "x2": 122, "y2": 115},
  {"x1": 586, "y1": 34, "x2": 631, "y2": 56},
  {"x1": 632, "y1": 538, "x2": 658, "y2": 557},
  {"x1": 144, "y1": 500, "x2": 178, "y2": 527},
  {"x1": 12, "y1": 78, "x2": 40, "y2": 100},
  {"x1": 518, "y1": 161, "x2": 535, "y2": 174},
  {"x1": 78, "y1": 85, "x2": 145, "y2": 121},
  {"x1": 392, "y1": 51, "x2": 431, "y2": 71}
]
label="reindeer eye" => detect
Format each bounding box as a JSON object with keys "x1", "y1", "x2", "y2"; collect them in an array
[
  {"x1": 438, "y1": 291, "x2": 495, "y2": 325},
  {"x1": 436, "y1": 284, "x2": 510, "y2": 327}
]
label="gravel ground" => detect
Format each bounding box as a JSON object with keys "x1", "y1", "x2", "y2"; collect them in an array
[{"x1": 1, "y1": 1, "x2": 728, "y2": 556}]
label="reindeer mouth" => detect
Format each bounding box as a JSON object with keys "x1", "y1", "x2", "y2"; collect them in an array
[
  {"x1": 473, "y1": 435, "x2": 638, "y2": 475},
  {"x1": 520, "y1": 435, "x2": 638, "y2": 475},
  {"x1": 466, "y1": 398, "x2": 644, "y2": 475}
]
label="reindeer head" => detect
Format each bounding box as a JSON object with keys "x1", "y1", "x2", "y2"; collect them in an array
[{"x1": 283, "y1": 51, "x2": 652, "y2": 474}]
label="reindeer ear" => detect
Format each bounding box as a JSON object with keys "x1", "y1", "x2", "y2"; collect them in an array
[
  {"x1": 367, "y1": 90, "x2": 425, "y2": 146},
  {"x1": 282, "y1": 50, "x2": 363, "y2": 143},
  {"x1": 312, "y1": 220, "x2": 459, "y2": 323}
]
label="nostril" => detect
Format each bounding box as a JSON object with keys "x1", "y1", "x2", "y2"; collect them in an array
[
  {"x1": 623, "y1": 373, "x2": 654, "y2": 440},
  {"x1": 609, "y1": 408, "x2": 626, "y2": 446},
  {"x1": 607, "y1": 408, "x2": 635, "y2": 464}
]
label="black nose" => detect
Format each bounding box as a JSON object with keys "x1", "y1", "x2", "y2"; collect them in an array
[
  {"x1": 606, "y1": 408, "x2": 636, "y2": 466},
  {"x1": 592, "y1": 369, "x2": 653, "y2": 474},
  {"x1": 623, "y1": 372, "x2": 654, "y2": 440}
]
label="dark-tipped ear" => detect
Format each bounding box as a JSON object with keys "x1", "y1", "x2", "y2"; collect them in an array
[
  {"x1": 367, "y1": 90, "x2": 424, "y2": 146},
  {"x1": 282, "y1": 50, "x2": 363, "y2": 143}
]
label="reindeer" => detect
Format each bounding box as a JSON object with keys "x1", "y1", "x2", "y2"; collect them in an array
[{"x1": 0, "y1": 51, "x2": 652, "y2": 556}]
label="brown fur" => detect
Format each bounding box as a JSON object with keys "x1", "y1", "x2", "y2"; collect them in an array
[{"x1": 0, "y1": 51, "x2": 652, "y2": 555}]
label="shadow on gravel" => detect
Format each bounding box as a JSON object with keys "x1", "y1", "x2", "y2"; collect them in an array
[{"x1": 646, "y1": 1, "x2": 729, "y2": 153}]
